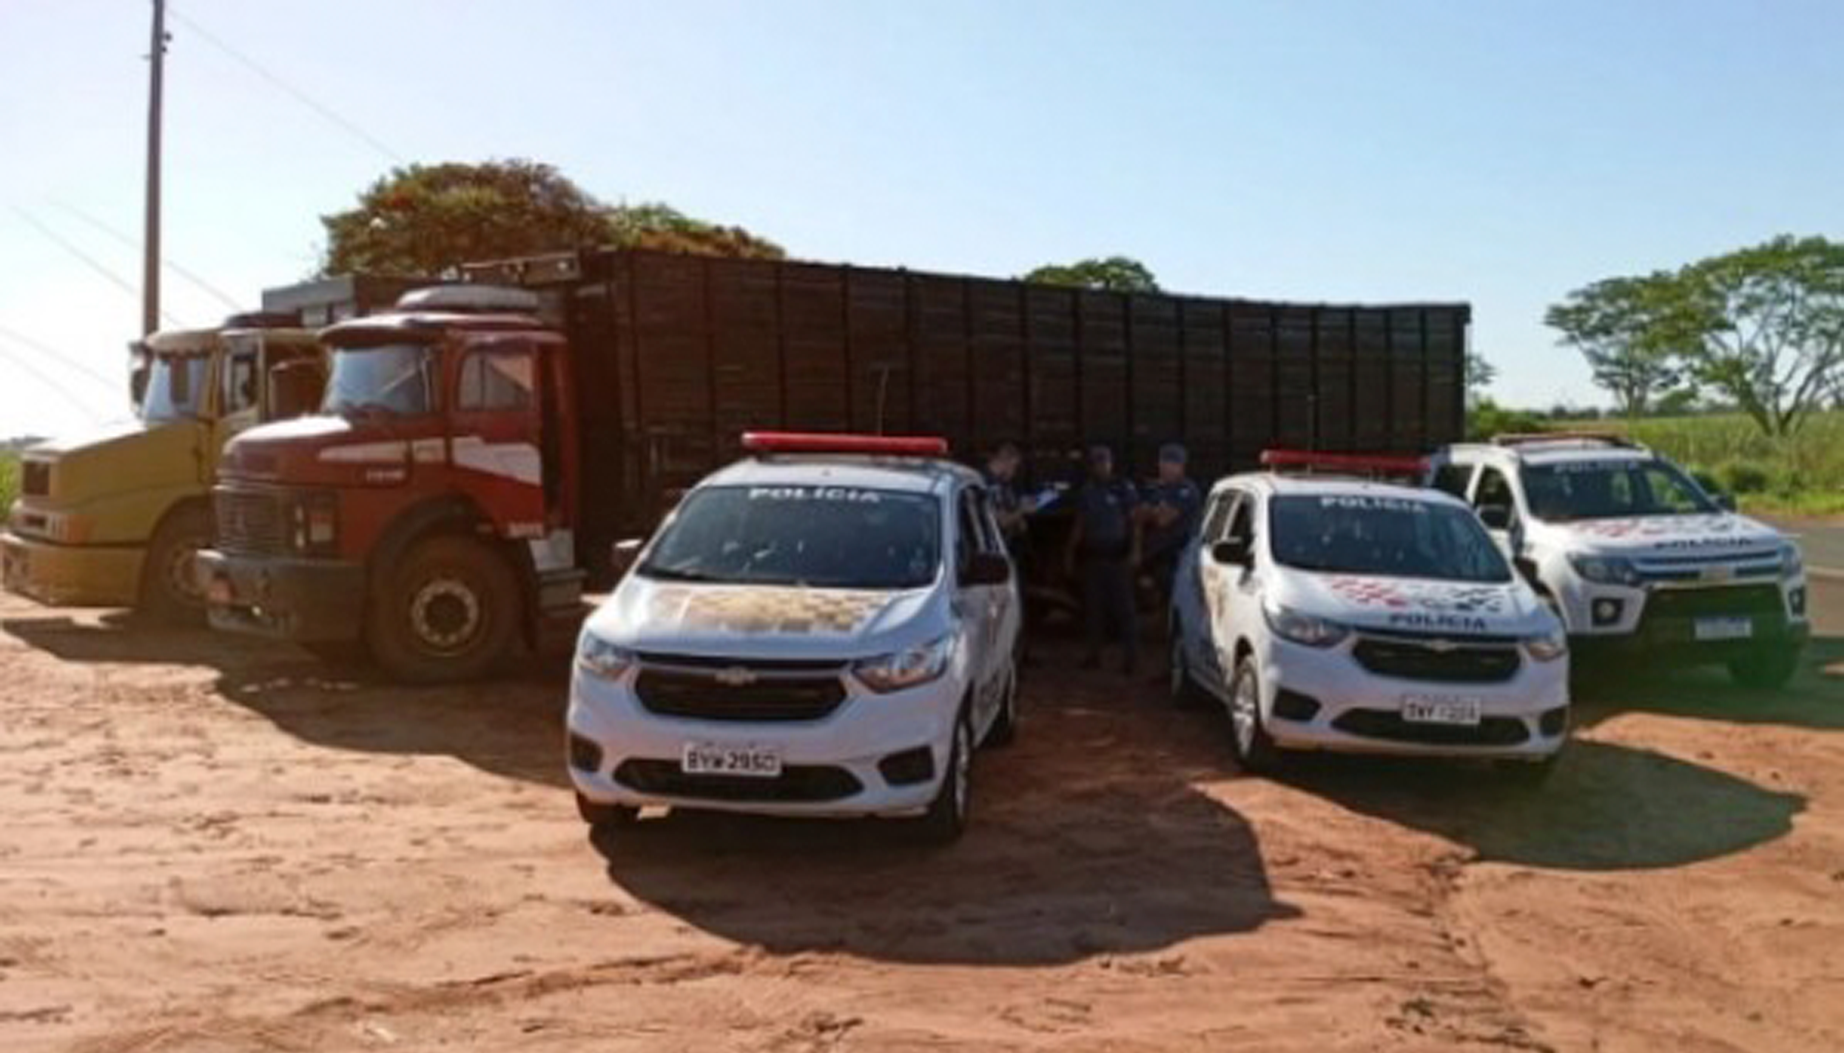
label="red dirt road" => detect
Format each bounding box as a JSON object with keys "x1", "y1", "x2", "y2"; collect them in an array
[{"x1": 0, "y1": 585, "x2": 1839, "y2": 1052}]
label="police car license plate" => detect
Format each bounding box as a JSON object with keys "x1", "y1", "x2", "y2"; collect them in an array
[
  {"x1": 1694, "y1": 616, "x2": 1753, "y2": 641},
  {"x1": 681, "y1": 742, "x2": 782, "y2": 778},
  {"x1": 1401, "y1": 696, "x2": 1483, "y2": 726}
]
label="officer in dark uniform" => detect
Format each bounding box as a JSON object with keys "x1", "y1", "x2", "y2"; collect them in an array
[
  {"x1": 1064, "y1": 444, "x2": 1140, "y2": 673},
  {"x1": 1139, "y1": 442, "x2": 1203, "y2": 604},
  {"x1": 982, "y1": 441, "x2": 1031, "y2": 555}
]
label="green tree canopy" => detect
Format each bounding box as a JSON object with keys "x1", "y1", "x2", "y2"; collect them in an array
[
  {"x1": 320, "y1": 160, "x2": 783, "y2": 276},
  {"x1": 1545, "y1": 272, "x2": 1689, "y2": 418},
  {"x1": 1022, "y1": 256, "x2": 1160, "y2": 293}
]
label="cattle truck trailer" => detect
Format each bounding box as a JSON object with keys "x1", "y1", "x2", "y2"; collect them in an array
[{"x1": 198, "y1": 247, "x2": 1471, "y2": 683}]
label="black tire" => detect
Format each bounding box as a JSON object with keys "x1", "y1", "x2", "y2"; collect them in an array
[
  {"x1": 915, "y1": 706, "x2": 973, "y2": 844},
  {"x1": 985, "y1": 660, "x2": 1019, "y2": 748},
  {"x1": 1729, "y1": 644, "x2": 1801, "y2": 689},
  {"x1": 1226, "y1": 653, "x2": 1282, "y2": 774},
  {"x1": 137, "y1": 504, "x2": 213, "y2": 625},
  {"x1": 576, "y1": 792, "x2": 639, "y2": 829},
  {"x1": 365, "y1": 534, "x2": 520, "y2": 684},
  {"x1": 1167, "y1": 611, "x2": 1207, "y2": 709}
]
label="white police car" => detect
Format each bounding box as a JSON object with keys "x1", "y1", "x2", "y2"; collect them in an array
[
  {"x1": 1430, "y1": 435, "x2": 1809, "y2": 687},
  {"x1": 1168, "y1": 452, "x2": 1571, "y2": 778},
  {"x1": 566, "y1": 432, "x2": 1020, "y2": 842}
]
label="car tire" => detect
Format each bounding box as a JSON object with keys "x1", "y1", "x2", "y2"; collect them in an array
[
  {"x1": 366, "y1": 534, "x2": 519, "y2": 684},
  {"x1": 576, "y1": 792, "x2": 639, "y2": 830},
  {"x1": 1728, "y1": 644, "x2": 1801, "y2": 689},
  {"x1": 1227, "y1": 653, "x2": 1282, "y2": 774},
  {"x1": 137, "y1": 504, "x2": 212, "y2": 626},
  {"x1": 985, "y1": 660, "x2": 1019, "y2": 749},
  {"x1": 915, "y1": 705, "x2": 973, "y2": 844}
]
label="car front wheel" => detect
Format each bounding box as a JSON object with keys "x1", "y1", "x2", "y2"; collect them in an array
[{"x1": 1227, "y1": 654, "x2": 1281, "y2": 774}]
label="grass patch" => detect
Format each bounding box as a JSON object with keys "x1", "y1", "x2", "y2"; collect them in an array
[{"x1": 1558, "y1": 410, "x2": 1844, "y2": 515}]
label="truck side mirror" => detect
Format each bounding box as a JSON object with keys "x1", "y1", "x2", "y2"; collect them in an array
[
  {"x1": 1478, "y1": 505, "x2": 1512, "y2": 531},
  {"x1": 1211, "y1": 537, "x2": 1251, "y2": 566},
  {"x1": 960, "y1": 551, "x2": 1012, "y2": 587},
  {"x1": 608, "y1": 538, "x2": 645, "y2": 578}
]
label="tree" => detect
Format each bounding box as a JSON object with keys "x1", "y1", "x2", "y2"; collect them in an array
[
  {"x1": 320, "y1": 160, "x2": 786, "y2": 276},
  {"x1": 1022, "y1": 256, "x2": 1160, "y2": 293},
  {"x1": 1464, "y1": 349, "x2": 1497, "y2": 404},
  {"x1": 1545, "y1": 273, "x2": 1688, "y2": 418},
  {"x1": 1670, "y1": 235, "x2": 1844, "y2": 437}
]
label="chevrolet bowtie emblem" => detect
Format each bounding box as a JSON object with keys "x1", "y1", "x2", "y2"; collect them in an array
[
  {"x1": 714, "y1": 666, "x2": 758, "y2": 687},
  {"x1": 1422, "y1": 638, "x2": 1459, "y2": 653}
]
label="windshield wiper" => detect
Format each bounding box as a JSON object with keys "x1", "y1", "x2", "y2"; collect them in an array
[{"x1": 642, "y1": 565, "x2": 722, "y2": 583}]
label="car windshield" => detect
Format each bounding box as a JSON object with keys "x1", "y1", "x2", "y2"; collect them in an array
[
  {"x1": 639, "y1": 485, "x2": 942, "y2": 590},
  {"x1": 1270, "y1": 494, "x2": 1513, "y2": 583},
  {"x1": 139, "y1": 353, "x2": 210, "y2": 423},
  {"x1": 322, "y1": 343, "x2": 432, "y2": 417},
  {"x1": 1521, "y1": 458, "x2": 1716, "y2": 521}
]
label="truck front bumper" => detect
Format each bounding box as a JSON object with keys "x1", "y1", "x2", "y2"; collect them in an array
[
  {"x1": 1, "y1": 531, "x2": 144, "y2": 607},
  {"x1": 1564, "y1": 580, "x2": 1810, "y2": 666},
  {"x1": 196, "y1": 548, "x2": 365, "y2": 643}
]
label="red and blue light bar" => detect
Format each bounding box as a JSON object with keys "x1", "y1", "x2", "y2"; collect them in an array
[
  {"x1": 1260, "y1": 448, "x2": 1428, "y2": 477},
  {"x1": 741, "y1": 431, "x2": 951, "y2": 457}
]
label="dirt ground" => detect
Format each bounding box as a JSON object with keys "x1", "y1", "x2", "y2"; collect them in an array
[{"x1": 0, "y1": 583, "x2": 1839, "y2": 1053}]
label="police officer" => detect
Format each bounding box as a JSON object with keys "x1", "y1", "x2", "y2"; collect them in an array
[
  {"x1": 983, "y1": 441, "x2": 1032, "y2": 555},
  {"x1": 1138, "y1": 442, "x2": 1203, "y2": 604},
  {"x1": 1064, "y1": 444, "x2": 1140, "y2": 674}
]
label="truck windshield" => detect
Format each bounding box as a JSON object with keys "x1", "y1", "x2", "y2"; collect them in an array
[
  {"x1": 1270, "y1": 494, "x2": 1513, "y2": 583},
  {"x1": 1522, "y1": 459, "x2": 1716, "y2": 521},
  {"x1": 323, "y1": 343, "x2": 432, "y2": 417},
  {"x1": 139, "y1": 354, "x2": 210, "y2": 423},
  {"x1": 639, "y1": 485, "x2": 942, "y2": 590}
]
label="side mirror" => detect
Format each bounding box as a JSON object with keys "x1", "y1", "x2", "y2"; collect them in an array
[
  {"x1": 1211, "y1": 537, "x2": 1252, "y2": 566},
  {"x1": 961, "y1": 551, "x2": 1012, "y2": 587},
  {"x1": 1713, "y1": 492, "x2": 1737, "y2": 512},
  {"x1": 1478, "y1": 505, "x2": 1512, "y2": 531},
  {"x1": 608, "y1": 538, "x2": 645, "y2": 578}
]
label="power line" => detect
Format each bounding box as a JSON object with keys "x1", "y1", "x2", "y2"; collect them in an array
[
  {"x1": 167, "y1": 6, "x2": 403, "y2": 165},
  {"x1": 0, "y1": 324, "x2": 122, "y2": 391},
  {"x1": 52, "y1": 201, "x2": 242, "y2": 311},
  {"x1": 0, "y1": 340, "x2": 112, "y2": 422},
  {"x1": 11, "y1": 207, "x2": 188, "y2": 328}
]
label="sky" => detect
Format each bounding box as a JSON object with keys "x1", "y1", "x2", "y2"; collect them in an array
[{"x1": 3, "y1": 0, "x2": 1842, "y2": 439}]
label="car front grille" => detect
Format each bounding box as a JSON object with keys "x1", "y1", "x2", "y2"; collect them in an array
[
  {"x1": 215, "y1": 488, "x2": 288, "y2": 556},
  {"x1": 1351, "y1": 637, "x2": 1522, "y2": 684},
  {"x1": 1332, "y1": 709, "x2": 1531, "y2": 746},
  {"x1": 21, "y1": 461, "x2": 50, "y2": 497},
  {"x1": 633, "y1": 661, "x2": 849, "y2": 723},
  {"x1": 1645, "y1": 584, "x2": 1787, "y2": 618},
  {"x1": 613, "y1": 759, "x2": 862, "y2": 802}
]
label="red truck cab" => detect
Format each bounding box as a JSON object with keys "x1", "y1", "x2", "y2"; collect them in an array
[{"x1": 198, "y1": 286, "x2": 583, "y2": 681}]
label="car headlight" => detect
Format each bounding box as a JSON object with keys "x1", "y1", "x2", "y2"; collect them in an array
[
  {"x1": 854, "y1": 634, "x2": 957, "y2": 693},
  {"x1": 1569, "y1": 554, "x2": 1640, "y2": 586},
  {"x1": 1263, "y1": 603, "x2": 1349, "y2": 648},
  {"x1": 576, "y1": 633, "x2": 637, "y2": 680},
  {"x1": 1780, "y1": 542, "x2": 1804, "y2": 579},
  {"x1": 1522, "y1": 627, "x2": 1568, "y2": 662}
]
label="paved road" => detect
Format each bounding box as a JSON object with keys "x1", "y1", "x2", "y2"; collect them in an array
[{"x1": 1765, "y1": 516, "x2": 1844, "y2": 576}]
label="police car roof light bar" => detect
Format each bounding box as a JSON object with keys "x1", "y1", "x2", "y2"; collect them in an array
[
  {"x1": 1492, "y1": 431, "x2": 1638, "y2": 449},
  {"x1": 741, "y1": 431, "x2": 951, "y2": 457},
  {"x1": 1260, "y1": 448, "x2": 1428, "y2": 477}
]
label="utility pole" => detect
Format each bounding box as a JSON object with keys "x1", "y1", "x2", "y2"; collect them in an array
[{"x1": 143, "y1": 0, "x2": 167, "y2": 337}]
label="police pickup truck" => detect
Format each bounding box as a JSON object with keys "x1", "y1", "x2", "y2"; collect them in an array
[
  {"x1": 566, "y1": 432, "x2": 1020, "y2": 843},
  {"x1": 1430, "y1": 435, "x2": 1809, "y2": 688},
  {"x1": 1168, "y1": 451, "x2": 1570, "y2": 779}
]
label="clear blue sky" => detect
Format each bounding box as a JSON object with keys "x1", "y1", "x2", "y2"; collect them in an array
[{"x1": 4, "y1": 0, "x2": 1842, "y2": 438}]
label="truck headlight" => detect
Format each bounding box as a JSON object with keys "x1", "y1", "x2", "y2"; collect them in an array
[
  {"x1": 576, "y1": 634, "x2": 636, "y2": 680},
  {"x1": 1780, "y1": 542, "x2": 1804, "y2": 579},
  {"x1": 1569, "y1": 554, "x2": 1640, "y2": 586},
  {"x1": 1522, "y1": 628, "x2": 1568, "y2": 662},
  {"x1": 1263, "y1": 603, "x2": 1350, "y2": 648},
  {"x1": 854, "y1": 634, "x2": 956, "y2": 693}
]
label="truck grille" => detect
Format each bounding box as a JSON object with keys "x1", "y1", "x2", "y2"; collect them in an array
[
  {"x1": 21, "y1": 461, "x2": 50, "y2": 498},
  {"x1": 1352, "y1": 637, "x2": 1522, "y2": 684},
  {"x1": 633, "y1": 662, "x2": 849, "y2": 722},
  {"x1": 215, "y1": 489, "x2": 288, "y2": 555},
  {"x1": 1645, "y1": 585, "x2": 1786, "y2": 618}
]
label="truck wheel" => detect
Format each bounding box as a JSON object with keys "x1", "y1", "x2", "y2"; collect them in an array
[
  {"x1": 1729, "y1": 644, "x2": 1801, "y2": 690},
  {"x1": 1227, "y1": 654, "x2": 1282, "y2": 774},
  {"x1": 367, "y1": 534, "x2": 519, "y2": 684},
  {"x1": 137, "y1": 505, "x2": 212, "y2": 625},
  {"x1": 914, "y1": 706, "x2": 973, "y2": 845}
]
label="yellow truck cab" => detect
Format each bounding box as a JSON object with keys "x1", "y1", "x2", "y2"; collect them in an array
[{"x1": 2, "y1": 276, "x2": 421, "y2": 620}]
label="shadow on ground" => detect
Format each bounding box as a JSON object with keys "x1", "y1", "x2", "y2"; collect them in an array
[
  {"x1": 597, "y1": 668, "x2": 1296, "y2": 966},
  {"x1": 1278, "y1": 739, "x2": 1803, "y2": 871},
  {"x1": 3, "y1": 612, "x2": 572, "y2": 788},
  {"x1": 1572, "y1": 634, "x2": 1844, "y2": 731}
]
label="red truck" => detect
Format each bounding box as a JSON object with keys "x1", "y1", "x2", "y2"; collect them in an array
[{"x1": 198, "y1": 248, "x2": 1471, "y2": 682}]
